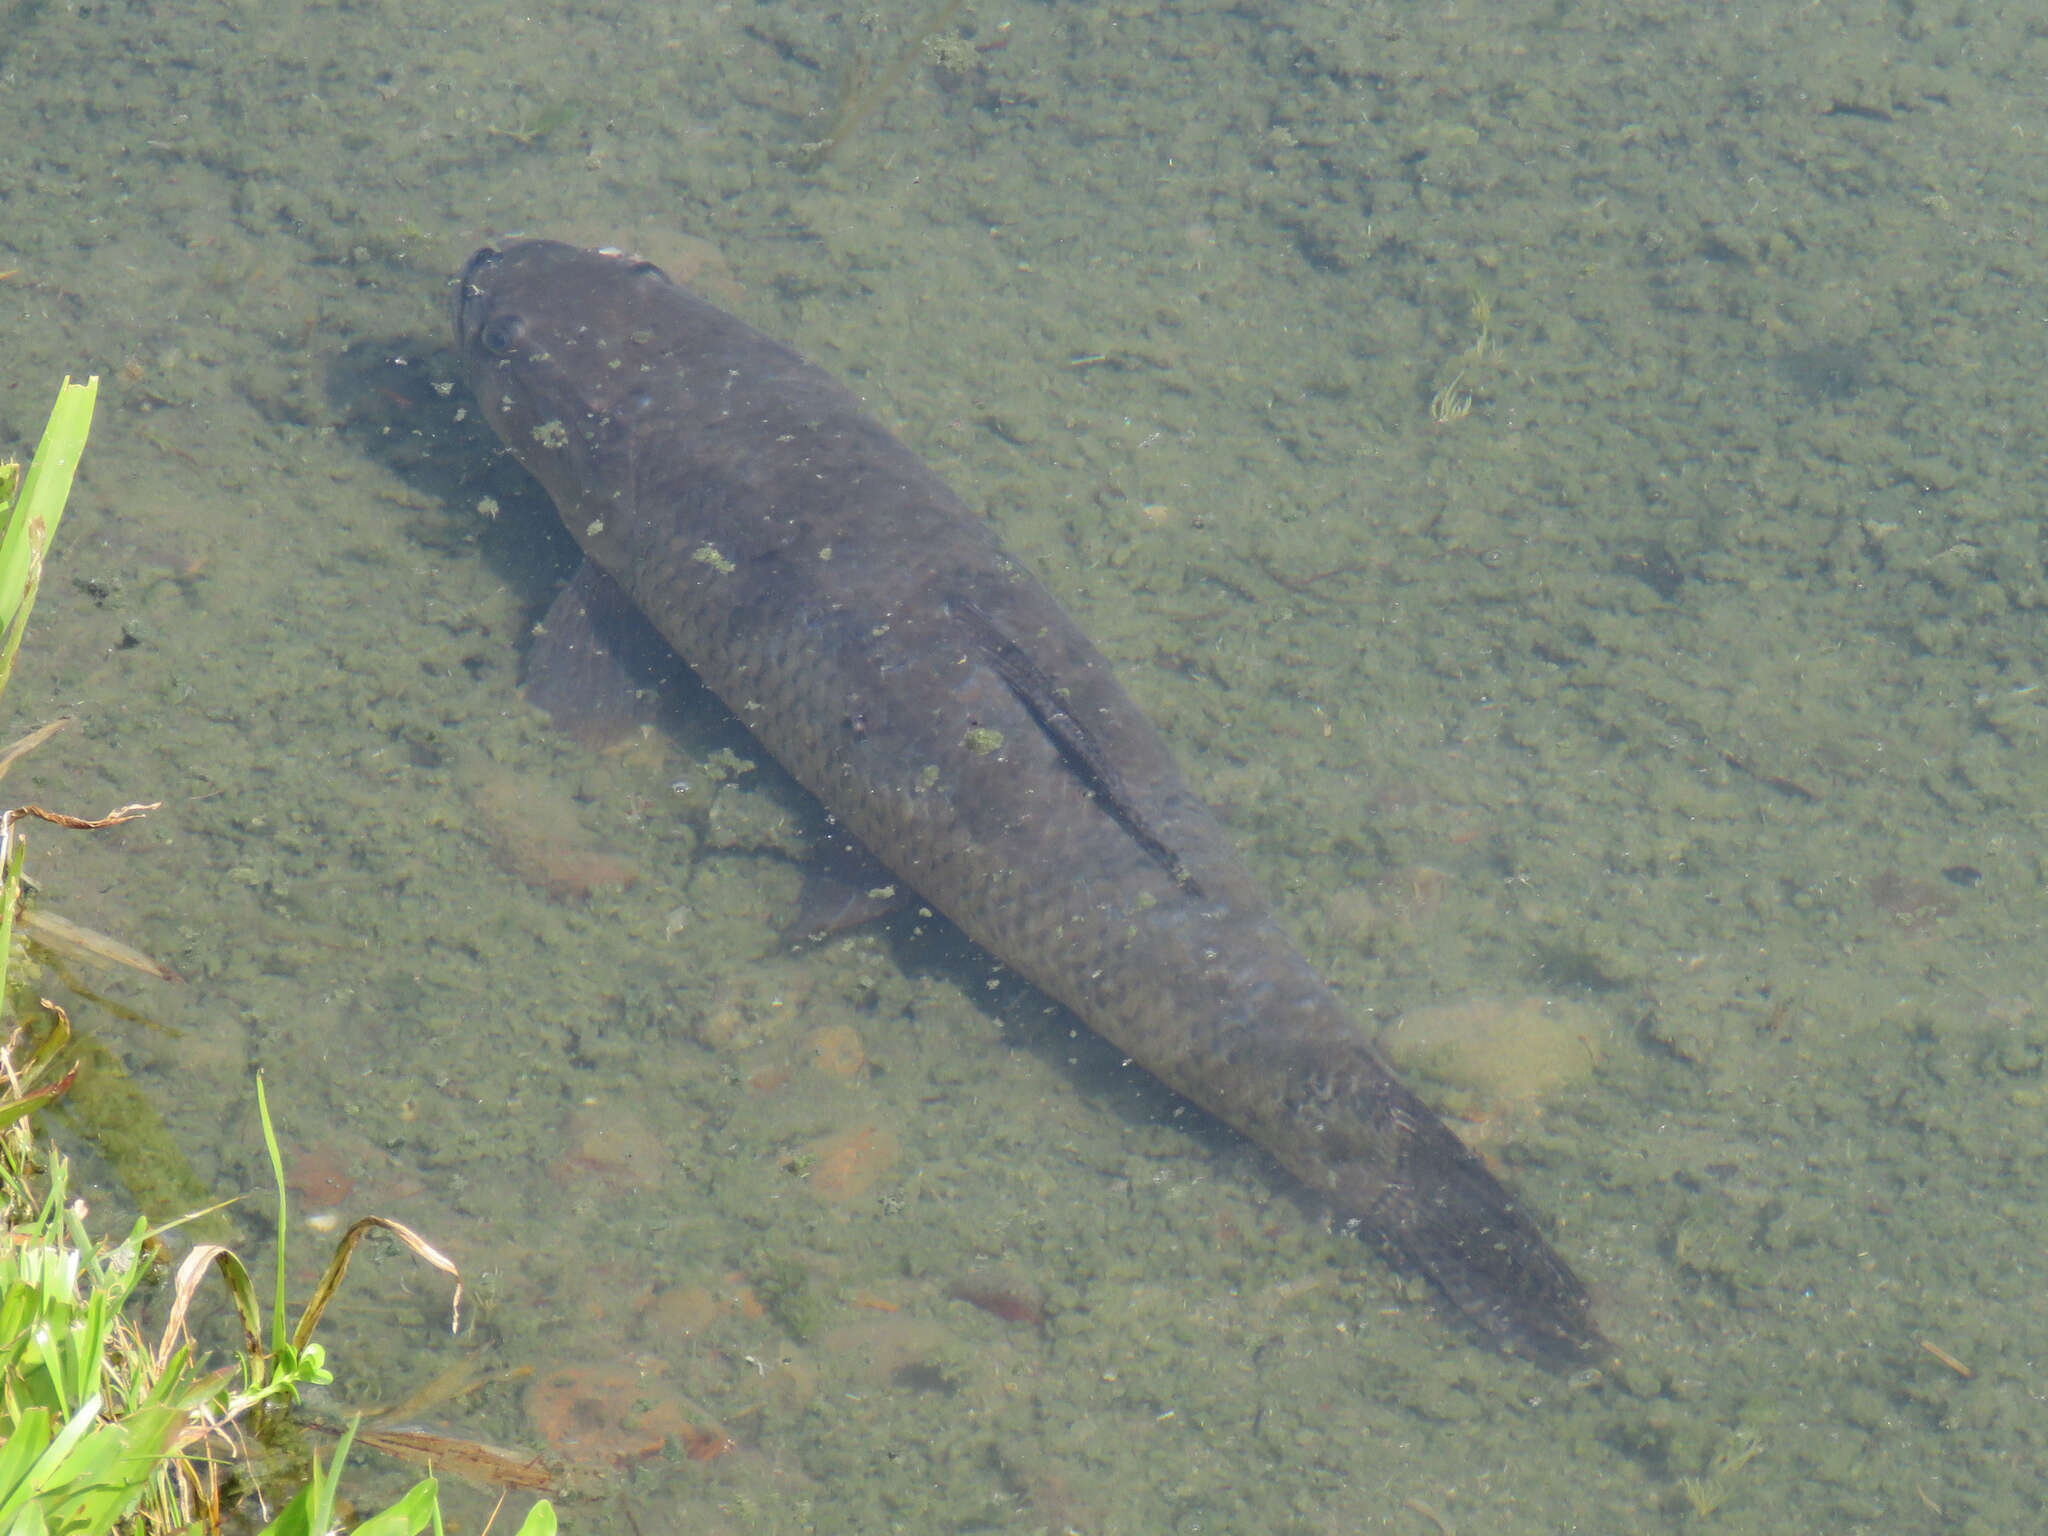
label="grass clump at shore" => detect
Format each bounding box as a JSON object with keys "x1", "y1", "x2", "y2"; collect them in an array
[
  {"x1": 2, "y1": 1063, "x2": 557, "y2": 1536},
  {"x1": 1, "y1": 379, "x2": 559, "y2": 1534}
]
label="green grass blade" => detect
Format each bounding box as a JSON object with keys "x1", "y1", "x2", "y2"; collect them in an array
[
  {"x1": 7, "y1": 1495, "x2": 50, "y2": 1536},
  {"x1": 0, "y1": 1408, "x2": 55, "y2": 1519},
  {"x1": 23, "y1": 1421, "x2": 135, "y2": 1516},
  {"x1": 0, "y1": 376, "x2": 97, "y2": 633},
  {"x1": 0, "y1": 1273, "x2": 52, "y2": 1359},
  {"x1": 255, "y1": 1073, "x2": 290, "y2": 1359},
  {"x1": 5, "y1": 1393, "x2": 105, "y2": 1515},
  {"x1": 255, "y1": 1477, "x2": 316, "y2": 1536},
  {"x1": 509, "y1": 1500, "x2": 559, "y2": 1536},
  {"x1": 258, "y1": 1416, "x2": 359, "y2": 1536},
  {"x1": 349, "y1": 1477, "x2": 440, "y2": 1536},
  {"x1": 313, "y1": 1416, "x2": 358, "y2": 1535},
  {"x1": 42, "y1": 1400, "x2": 198, "y2": 1534},
  {"x1": 0, "y1": 1066, "x2": 78, "y2": 1135}
]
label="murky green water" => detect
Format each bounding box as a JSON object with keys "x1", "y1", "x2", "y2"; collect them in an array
[{"x1": 6, "y1": 0, "x2": 2046, "y2": 1530}]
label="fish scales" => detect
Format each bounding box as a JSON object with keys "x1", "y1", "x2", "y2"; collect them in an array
[{"x1": 453, "y1": 239, "x2": 1602, "y2": 1368}]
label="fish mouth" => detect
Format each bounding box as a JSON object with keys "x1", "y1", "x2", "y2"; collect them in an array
[{"x1": 450, "y1": 244, "x2": 506, "y2": 353}]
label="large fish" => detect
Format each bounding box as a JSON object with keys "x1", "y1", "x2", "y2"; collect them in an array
[{"x1": 452, "y1": 238, "x2": 1603, "y2": 1367}]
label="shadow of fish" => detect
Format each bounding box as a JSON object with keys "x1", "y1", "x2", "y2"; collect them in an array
[{"x1": 452, "y1": 238, "x2": 1603, "y2": 1369}]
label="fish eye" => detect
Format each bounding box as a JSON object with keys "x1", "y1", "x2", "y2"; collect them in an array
[{"x1": 480, "y1": 314, "x2": 526, "y2": 356}]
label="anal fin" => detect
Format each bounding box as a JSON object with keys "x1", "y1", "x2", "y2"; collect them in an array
[{"x1": 954, "y1": 596, "x2": 1196, "y2": 892}]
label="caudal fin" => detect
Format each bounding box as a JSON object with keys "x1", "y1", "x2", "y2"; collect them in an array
[{"x1": 1366, "y1": 1101, "x2": 1606, "y2": 1370}]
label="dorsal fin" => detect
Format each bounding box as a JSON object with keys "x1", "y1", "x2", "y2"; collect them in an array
[{"x1": 953, "y1": 597, "x2": 1198, "y2": 894}]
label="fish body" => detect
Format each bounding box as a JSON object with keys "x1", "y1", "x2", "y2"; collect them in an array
[{"x1": 453, "y1": 239, "x2": 1601, "y2": 1367}]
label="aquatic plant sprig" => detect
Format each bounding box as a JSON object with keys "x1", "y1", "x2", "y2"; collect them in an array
[
  {"x1": 797, "y1": 0, "x2": 967, "y2": 167},
  {"x1": 156, "y1": 1074, "x2": 464, "y2": 1433}
]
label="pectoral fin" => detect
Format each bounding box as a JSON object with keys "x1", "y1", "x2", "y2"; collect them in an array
[{"x1": 526, "y1": 561, "x2": 687, "y2": 747}]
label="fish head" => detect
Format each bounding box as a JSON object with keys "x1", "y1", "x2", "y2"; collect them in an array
[
  {"x1": 451, "y1": 238, "x2": 692, "y2": 525},
  {"x1": 454, "y1": 238, "x2": 919, "y2": 582}
]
